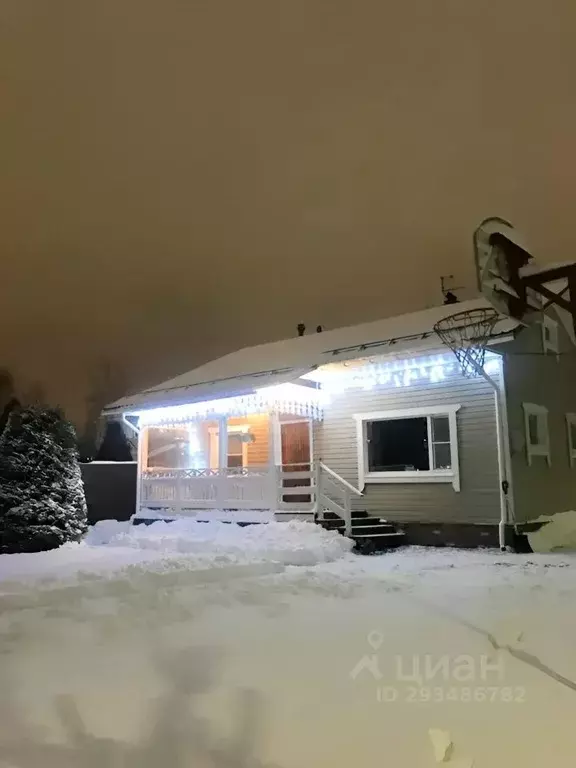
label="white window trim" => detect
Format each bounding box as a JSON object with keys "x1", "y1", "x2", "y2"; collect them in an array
[
  {"x1": 542, "y1": 315, "x2": 560, "y2": 358},
  {"x1": 354, "y1": 404, "x2": 461, "y2": 492},
  {"x1": 208, "y1": 423, "x2": 249, "y2": 469},
  {"x1": 522, "y1": 403, "x2": 551, "y2": 466},
  {"x1": 566, "y1": 413, "x2": 576, "y2": 468}
]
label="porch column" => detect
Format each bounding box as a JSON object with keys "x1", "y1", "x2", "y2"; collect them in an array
[
  {"x1": 135, "y1": 426, "x2": 148, "y2": 517},
  {"x1": 269, "y1": 412, "x2": 281, "y2": 508},
  {"x1": 269, "y1": 412, "x2": 282, "y2": 466},
  {"x1": 218, "y1": 416, "x2": 228, "y2": 470},
  {"x1": 268, "y1": 412, "x2": 278, "y2": 469}
]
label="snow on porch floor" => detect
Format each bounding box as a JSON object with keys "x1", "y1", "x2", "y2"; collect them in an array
[{"x1": 1, "y1": 522, "x2": 576, "y2": 766}]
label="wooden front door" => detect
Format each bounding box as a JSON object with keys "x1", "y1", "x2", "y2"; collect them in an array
[{"x1": 280, "y1": 420, "x2": 312, "y2": 503}]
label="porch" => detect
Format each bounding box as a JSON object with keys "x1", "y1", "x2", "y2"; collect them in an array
[{"x1": 137, "y1": 410, "x2": 358, "y2": 535}]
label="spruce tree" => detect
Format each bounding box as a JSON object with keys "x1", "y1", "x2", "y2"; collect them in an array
[
  {"x1": 0, "y1": 403, "x2": 88, "y2": 553},
  {"x1": 95, "y1": 420, "x2": 133, "y2": 462}
]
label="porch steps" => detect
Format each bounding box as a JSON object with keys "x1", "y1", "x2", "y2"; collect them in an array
[{"x1": 316, "y1": 510, "x2": 406, "y2": 554}]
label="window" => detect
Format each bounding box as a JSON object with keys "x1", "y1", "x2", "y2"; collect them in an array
[
  {"x1": 522, "y1": 403, "x2": 550, "y2": 466},
  {"x1": 566, "y1": 414, "x2": 576, "y2": 467},
  {"x1": 542, "y1": 316, "x2": 559, "y2": 357},
  {"x1": 226, "y1": 432, "x2": 245, "y2": 468},
  {"x1": 354, "y1": 405, "x2": 461, "y2": 491},
  {"x1": 146, "y1": 426, "x2": 192, "y2": 469},
  {"x1": 208, "y1": 424, "x2": 249, "y2": 469}
]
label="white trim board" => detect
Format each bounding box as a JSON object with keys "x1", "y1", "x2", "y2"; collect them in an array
[
  {"x1": 542, "y1": 315, "x2": 560, "y2": 358},
  {"x1": 522, "y1": 403, "x2": 551, "y2": 467},
  {"x1": 566, "y1": 413, "x2": 576, "y2": 468}
]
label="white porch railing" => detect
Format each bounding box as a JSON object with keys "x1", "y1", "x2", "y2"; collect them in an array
[
  {"x1": 316, "y1": 461, "x2": 363, "y2": 537},
  {"x1": 141, "y1": 466, "x2": 278, "y2": 511},
  {"x1": 140, "y1": 463, "x2": 362, "y2": 537}
]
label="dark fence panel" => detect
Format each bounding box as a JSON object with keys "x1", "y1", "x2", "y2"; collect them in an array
[{"x1": 81, "y1": 462, "x2": 137, "y2": 524}]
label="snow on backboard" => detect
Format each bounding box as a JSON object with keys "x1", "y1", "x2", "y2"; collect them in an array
[
  {"x1": 474, "y1": 216, "x2": 576, "y2": 337},
  {"x1": 473, "y1": 217, "x2": 539, "y2": 325}
]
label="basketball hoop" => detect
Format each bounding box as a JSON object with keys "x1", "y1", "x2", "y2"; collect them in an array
[{"x1": 433, "y1": 308, "x2": 500, "y2": 378}]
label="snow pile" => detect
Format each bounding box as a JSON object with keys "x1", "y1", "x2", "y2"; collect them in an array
[
  {"x1": 85, "y1": 518, "x2": 353, "y2": 567},
  {"x1": 528, "y1": 509, "x2": 576, "y2": 552},
  {"x1": 0, "y1": 520, "x2": 353, "y2": 585}
]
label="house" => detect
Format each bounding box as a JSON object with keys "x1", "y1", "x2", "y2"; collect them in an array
[{"x1": 104, "y1": 292, "x2": 576, "y2": 551}]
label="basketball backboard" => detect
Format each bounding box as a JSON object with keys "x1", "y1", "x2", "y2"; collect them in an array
[
  {"x1": 473, "y1": 216, "x2": 576, "y2": 334},
  {"x1": 473, "y1": 217, "x2": 539, "y2": 324}
]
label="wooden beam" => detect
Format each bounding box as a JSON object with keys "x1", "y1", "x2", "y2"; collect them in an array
[
  {"x1": 524, "y1": 281, "x2": 572, "y2": 313},
  {"x1": 523, "y1": 264, "x2": 576, "y2": 286},
  {"x1": 541, "y1": 283, "x2": 569, "y2": 311}
]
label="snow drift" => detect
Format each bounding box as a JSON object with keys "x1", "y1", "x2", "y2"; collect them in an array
[
  {"x1": 527, "y1": 509, "x2": 576, "y2": 552},
  {"x1": 0, "y1": 519, "x2": 354, "y2": 585},
  {"x1": 85, "y1": 518, "x2": 353, "y2": 566}
]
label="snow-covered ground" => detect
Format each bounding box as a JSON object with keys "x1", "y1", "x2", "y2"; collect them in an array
[{"x1": 1, "y1": 520, "x2": 576, "y2": 766}]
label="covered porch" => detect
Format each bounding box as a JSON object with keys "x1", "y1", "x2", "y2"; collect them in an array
[
  {"x1": 139, "y1": 412, "x2": 316, "y2": 513},
  {"x1": 133, "y1": 383, "x2": 332, "y2": 517}
]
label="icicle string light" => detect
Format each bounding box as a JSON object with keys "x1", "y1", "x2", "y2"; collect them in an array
[
  {"x1": 305, "y1": 352, "x2": 500, "y2": 394},
  {"x1": 135, "y1": 354, "x2": 501, "y2": 426},
  {"x1": 136, "y1": 383, "x2": 327, "y2": 426}
]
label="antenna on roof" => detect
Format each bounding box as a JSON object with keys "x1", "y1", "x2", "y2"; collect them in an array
[
  {"x1": 297, "y1": 323, "x2": 306, "y2": 337},
  {"x1": 440, "y1": 275, "x2": 463, "y2": 305}
]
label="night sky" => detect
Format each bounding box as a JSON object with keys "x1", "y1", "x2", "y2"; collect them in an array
[{"x1": 2, "y1": 0, "x2": 575, "y2": 424}]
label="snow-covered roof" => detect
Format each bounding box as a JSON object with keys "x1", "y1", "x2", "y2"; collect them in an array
[{"x1": 104, "y1": 298, "x2": 518, "y2": 414}]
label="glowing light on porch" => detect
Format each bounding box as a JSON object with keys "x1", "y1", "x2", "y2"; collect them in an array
[
  {"x1": 187, "y1": 423, "x2": 204, "y2": 469},
  {"x1": 304, "y1": 351, "x2": 501, "y2": 394},
  {"x1": 135, "y1": 382, "x2": 327, "y2": 426}
]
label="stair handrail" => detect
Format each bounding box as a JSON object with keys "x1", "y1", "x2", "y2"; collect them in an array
[
  {"x1": 317, "y1": 462, "x2": 361, "y2": 538},
  {"x1": 318, "y1": 461, "x2": 363, "y2": 497}
]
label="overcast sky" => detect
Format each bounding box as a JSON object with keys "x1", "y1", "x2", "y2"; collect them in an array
[{"x1": 2, "y1": 0, "x2": 575, "y2": 423}]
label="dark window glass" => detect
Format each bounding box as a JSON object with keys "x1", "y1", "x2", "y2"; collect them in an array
[
  {"x1": 528, "y1": 414, "x2": 540, "y2": 445},
  {"x1": 367, "y1": 417, "x2": 429, "y2": 472},
  {"x1": 433, "y1": 443, "x2": 452, "y2": 469},
  {"x1": 431, "y1": 416, "x2": 450, "y2": 443},
  {"x1": 570, "y1": 423, "x2": 576, "y2": 450}
]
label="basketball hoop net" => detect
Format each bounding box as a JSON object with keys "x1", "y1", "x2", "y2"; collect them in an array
[{"x1": 433, "y1": 308, "x2": 500, "y2": 378}]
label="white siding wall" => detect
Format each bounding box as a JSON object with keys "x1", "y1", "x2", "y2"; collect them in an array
[{"x1": 314, "y1": 369, "x2": 501, "y2": 523}]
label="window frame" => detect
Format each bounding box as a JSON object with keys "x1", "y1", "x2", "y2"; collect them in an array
[
  {"x1": 354, "y1": 404, "x2": 461, "y2": 492},
  {"x1": 566, "y1": 413, "x2": 576, "y2": 468},
  {"x1": 542, "y1": 315, "x2": 560, "y2": 357},
  {"x1": 522, "y1": 403, "x2": 551, "y2": 466},
  {"x1": 208, "y1": 423, "x2": 249, "y2": 469}
]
